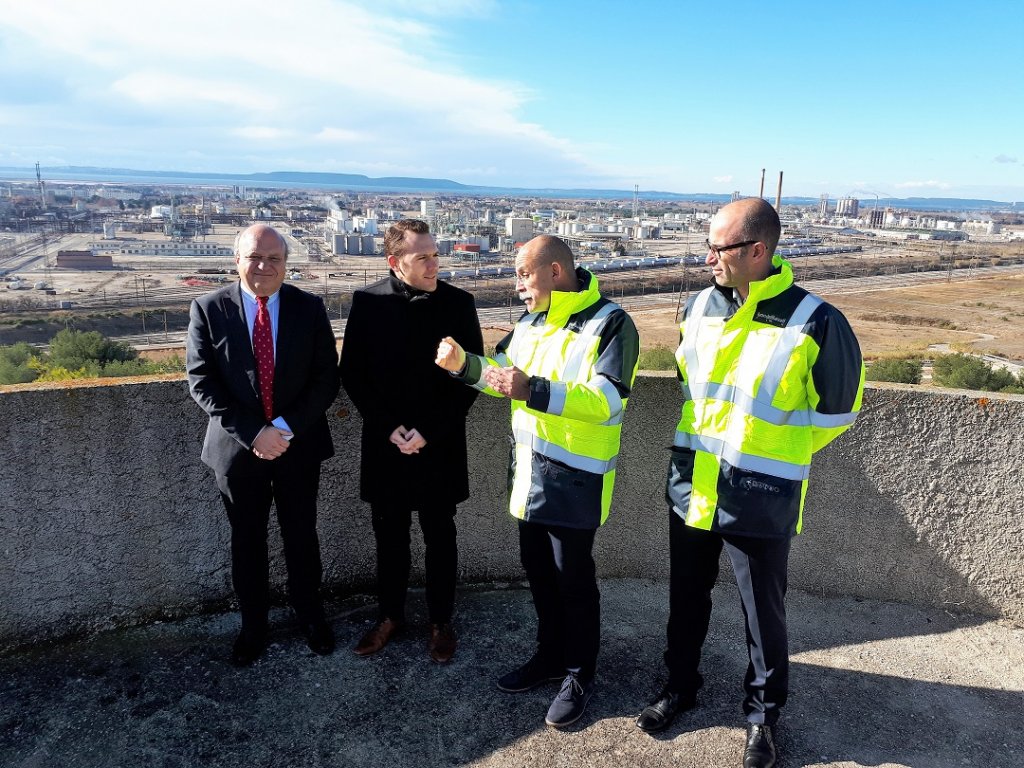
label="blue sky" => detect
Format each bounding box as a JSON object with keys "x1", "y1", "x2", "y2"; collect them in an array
[{"x1": 0, "y1": 0, "x2": 1021, "y2": 200}]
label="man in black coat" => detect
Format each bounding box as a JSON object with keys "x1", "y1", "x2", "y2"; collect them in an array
[
  {"x1": 187, "y1": 224, "x2": 340, "y2": 666},
  {"x1": 340, "y1": 219, "x2": 483, "y2": 663}
]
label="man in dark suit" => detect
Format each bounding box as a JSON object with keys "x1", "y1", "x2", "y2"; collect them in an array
[
  {"x1": 187, "y1": 223, "x2": 340, "y2": 666},
  {"x1": 339, "y1": 219, "x2": 482, "y2": 663}
]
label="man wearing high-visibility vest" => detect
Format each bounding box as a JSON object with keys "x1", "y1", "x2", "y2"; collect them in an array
[
  {"x1": 635, "y1": 198, "x2": 864, "y2": 768},
  {"x1": 436, "y1": 234, "x2": 639, "y2": 729}
]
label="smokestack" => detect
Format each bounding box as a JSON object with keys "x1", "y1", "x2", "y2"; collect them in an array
[
  {"x1": 775, "y1": 171, "x2": 783, "y2": 211},
  {"x1": 759, "y1": 168, "x2": 765, "y2": 198}
]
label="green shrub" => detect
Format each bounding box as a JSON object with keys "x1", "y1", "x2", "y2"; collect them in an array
[
  {"x1": 866, "y1": 358, "x2": 923, "y2": 384},
  {"x1": 932, "y1": 353, "x2": 1023, "y2": 392},
  {"x1": 0, "y1": 342, "x2": 42, "y2": 385},
  {"x1": 47, "y1": 329, "x2": 137, "y2": 371}
]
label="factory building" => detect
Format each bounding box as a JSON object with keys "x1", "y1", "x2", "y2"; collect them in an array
[{"x1": 56, "y1": 250, "x2": 114, "y2": 269}]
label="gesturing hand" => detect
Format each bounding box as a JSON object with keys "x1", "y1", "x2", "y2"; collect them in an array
[
  {"x1": 435, "y1": 336, "x2": 466, "y2": 372},
  {"x1": 483, "y1": 366, "x2": 531, "y2": 401}
]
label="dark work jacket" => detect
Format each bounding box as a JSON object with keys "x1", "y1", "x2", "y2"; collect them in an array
[{"x1": 339, "y1": 273, "x2": 484, "y2": 505}]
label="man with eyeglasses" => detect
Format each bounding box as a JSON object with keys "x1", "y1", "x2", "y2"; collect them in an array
[
  {"x1": 187, "y1": 223, "x2": 340, "y2": 666},
  {"x1": 340, "y1": 219, "x2": 482, "y2": 663},
  {"x1": 635, "y1": 198, "x2": 864, "y2": 768}
]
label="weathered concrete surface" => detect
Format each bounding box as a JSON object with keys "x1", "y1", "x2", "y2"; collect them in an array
[
  {"x1": 1, "y1": 377, "x2": 1023, "y2": 650},
  {"x1": 2, "y1": 580, "x2": 1021, "y2": 768}
]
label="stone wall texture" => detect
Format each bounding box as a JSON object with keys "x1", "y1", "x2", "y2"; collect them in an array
[{"x1": 2, "y1": 376, "x2": 1022, "y2": 650}]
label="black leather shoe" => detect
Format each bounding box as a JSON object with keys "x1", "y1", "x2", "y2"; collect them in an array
[
  {"x1": 743, "y1": 723, "x2": 777, "y2": 768},
  {"x1": 231, "y1": 628, "x2": 267, "y2": 667},
  {"x1": 635, "y1": 686, "x2": 697, "y2": 732},
  {"x1": 302, "y1": 620, "x2": 336, "y2": 656},
  {"x1": 496, "y1": 655, "x2": 564, "y2": 693}
]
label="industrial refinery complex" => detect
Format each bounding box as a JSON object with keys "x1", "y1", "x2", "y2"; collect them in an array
[{"x1": 2, "y1": 167, "x2": 1024, "y2": 333}]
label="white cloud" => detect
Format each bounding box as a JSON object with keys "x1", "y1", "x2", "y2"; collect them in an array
[
  {"x1": 112, "y1": 73, "x2": 277, "y2": 112},
  {"x1": 0, "y1": 0, "x2": 603, "y2": 186},
  {"x1": 713, "y1": 175, "x2": 733, "y2": 183},
  {"x1": 994, "y1": 154, "x2": 1018, "y2": 164}
]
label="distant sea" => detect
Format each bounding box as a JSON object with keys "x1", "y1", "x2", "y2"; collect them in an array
[
  {"x1": 0, "y1": 165, "x2": 1016, "y2": 212},
  {"x1": 0, "y1": 167, "x2": 435, "y2": 194}
]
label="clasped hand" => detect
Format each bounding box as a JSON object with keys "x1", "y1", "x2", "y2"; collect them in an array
[
  {"x1": 252, "y1": 426, "x2": 292, "y2": 461},
  {"x1": 390, "y1": 425, "x2": 427, "y2": 455}
]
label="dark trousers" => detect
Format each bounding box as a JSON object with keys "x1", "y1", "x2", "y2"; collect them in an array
[
  {"x1": 216, "y1": 463, "x2": 325, "y2": 631},
  {"x1": 518, "y1": 519, "x2": 599, "y2": 682},
  {"x1": 371, "y1": 501, "x2": 457, "y2": 625},
  {"x1": 666, "y1": 511, "x2": 791, "y2": 725}
]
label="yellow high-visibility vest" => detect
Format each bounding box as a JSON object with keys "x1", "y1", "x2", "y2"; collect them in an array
[
  {"x1": 461, "y1": 268, "x2": 639, "y2": 528},
  {"x1": 670, "y1": 256, "x2": 865, "y2": 537}
]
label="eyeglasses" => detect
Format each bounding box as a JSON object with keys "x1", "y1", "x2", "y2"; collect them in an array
[{"x1": 705, "y1": 239, "x2": 758, "y2": 257}]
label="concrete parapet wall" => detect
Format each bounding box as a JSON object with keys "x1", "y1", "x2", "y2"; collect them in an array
[{"x1": 1, "y1": 376, "x2": 1022, "y2": 650}]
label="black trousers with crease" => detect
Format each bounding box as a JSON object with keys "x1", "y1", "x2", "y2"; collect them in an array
[
  {"x1": 518, "y1": 519, "x2": 599, "y2": 682},
  {"x1": 216, "y1": 462, "x2": 325, "y2": 631},
  {"x1": 371, "y1": 501, "x2": 457, "y2": 625},
  {"x1": 665, "y1": 510, "x2": 792, "y2": 725}
]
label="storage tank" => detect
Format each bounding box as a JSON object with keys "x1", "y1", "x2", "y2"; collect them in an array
[
  {"x1": 346, "y1": 234, "x2": 361, "y2": 255},
  {"x1": 103, "y1": 222, "x2": 117, "y2": 239},
  {"x1": 361, "y1": 235, "x2": 376, "y2": 254},
  {"x1": 332, "y1": 233, "x2": 346, "y2": 255}
]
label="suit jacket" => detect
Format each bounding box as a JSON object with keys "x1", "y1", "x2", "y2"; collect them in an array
[
  {"x1": 339, "y1": 273, "x2": 483, "y2": 505},
  {"x1": 186, "y1": 281, "x2": 340, "y2": 477}
]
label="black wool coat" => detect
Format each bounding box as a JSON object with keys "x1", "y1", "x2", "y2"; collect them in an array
[{"x1": 339, "y1": 273, "x2": 484, "y2": 505}]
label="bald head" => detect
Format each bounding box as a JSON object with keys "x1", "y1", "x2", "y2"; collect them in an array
[
  {"x1": 715, "y1": 197, "x2": 781, "y2": 259},
  {"x1": 520, "y1": 235, "x2": 575, "y2": 274},
  {"x1": 235, "y1": 224, "x2": 289, "y2": 260},
  {"x1": 514, "y1": 235, "x2": 578, "y2": 313}
]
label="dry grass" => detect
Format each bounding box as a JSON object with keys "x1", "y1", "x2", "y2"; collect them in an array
[{"x1": 625, "y1": 272, "x2": 1024, "y2": 362}]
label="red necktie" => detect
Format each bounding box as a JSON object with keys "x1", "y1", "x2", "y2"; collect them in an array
[{"x1": 253, "y1": 295, "x2": 275, "y2": 422}]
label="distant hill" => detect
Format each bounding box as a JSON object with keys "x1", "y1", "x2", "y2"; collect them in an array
[{"x1": 0, "y1": 165, "x2": 1016, "y2": 211}]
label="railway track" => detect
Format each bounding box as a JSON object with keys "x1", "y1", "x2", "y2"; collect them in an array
[{"x1": 12, "y1": 263, "x2": 1024, "y2": 350}]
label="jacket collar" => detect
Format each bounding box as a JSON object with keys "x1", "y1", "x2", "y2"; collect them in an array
[
  {"x1": 544, "y1": 266, "x2": 600, "y2": 326},
  {"x1": 387, "y1": 270, "x2": 434, "y2": 301},
  {"x1": 715, "y1": 253, "x2": 793, "y2": 307}
]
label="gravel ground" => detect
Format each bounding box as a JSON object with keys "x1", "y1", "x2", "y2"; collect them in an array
[{"x1": 2, "y1": 579, "x2": 1021, "y2": 768}]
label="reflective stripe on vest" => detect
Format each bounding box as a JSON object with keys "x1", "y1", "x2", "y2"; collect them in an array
[
  {"x1": 467, "y1": 349, "x2": 510, "y2": 392},
  {"x1": 506, "y1": 312, "x2": 539, "y2": 363},
  {"x1": 680, "y1": 288, "x2": 714, "y2": 399},
  {"x1": 672, "y1": 430, "x2": 810, "y2": 481},
  {"x1": 513, "y1": 427, "x2": 617, "y2": 474},
  {"x1": 595, "y1": 375, "x2": 624, "y2": 425},
  {"x1": 560, "y1": 302, "x2": 621, "y2": 382},
  {"x1": 682, "y1": 381, "x2": 859, "y2": 427},
  {"x1": 683, "y1": 291, "x2": 830, "y2": 425},
  {"x1": 548, "y1": 380, "x2": 568, "y2": 415}
]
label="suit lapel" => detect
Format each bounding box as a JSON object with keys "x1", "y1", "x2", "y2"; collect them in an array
[
  {"x1": 274, "y1": 285, "x2": 292, "y2": 406},
  {"x1": 227, "y1": 282, "x2": 260, "y2": 398}
]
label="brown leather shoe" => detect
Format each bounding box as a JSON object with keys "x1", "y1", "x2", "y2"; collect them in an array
[
  {"x1": 428, "y1": 623, "x2": 457, "y2": 663},
  {"x1": 353, "y1": 618, "x2": 402, "y2": 657}
]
